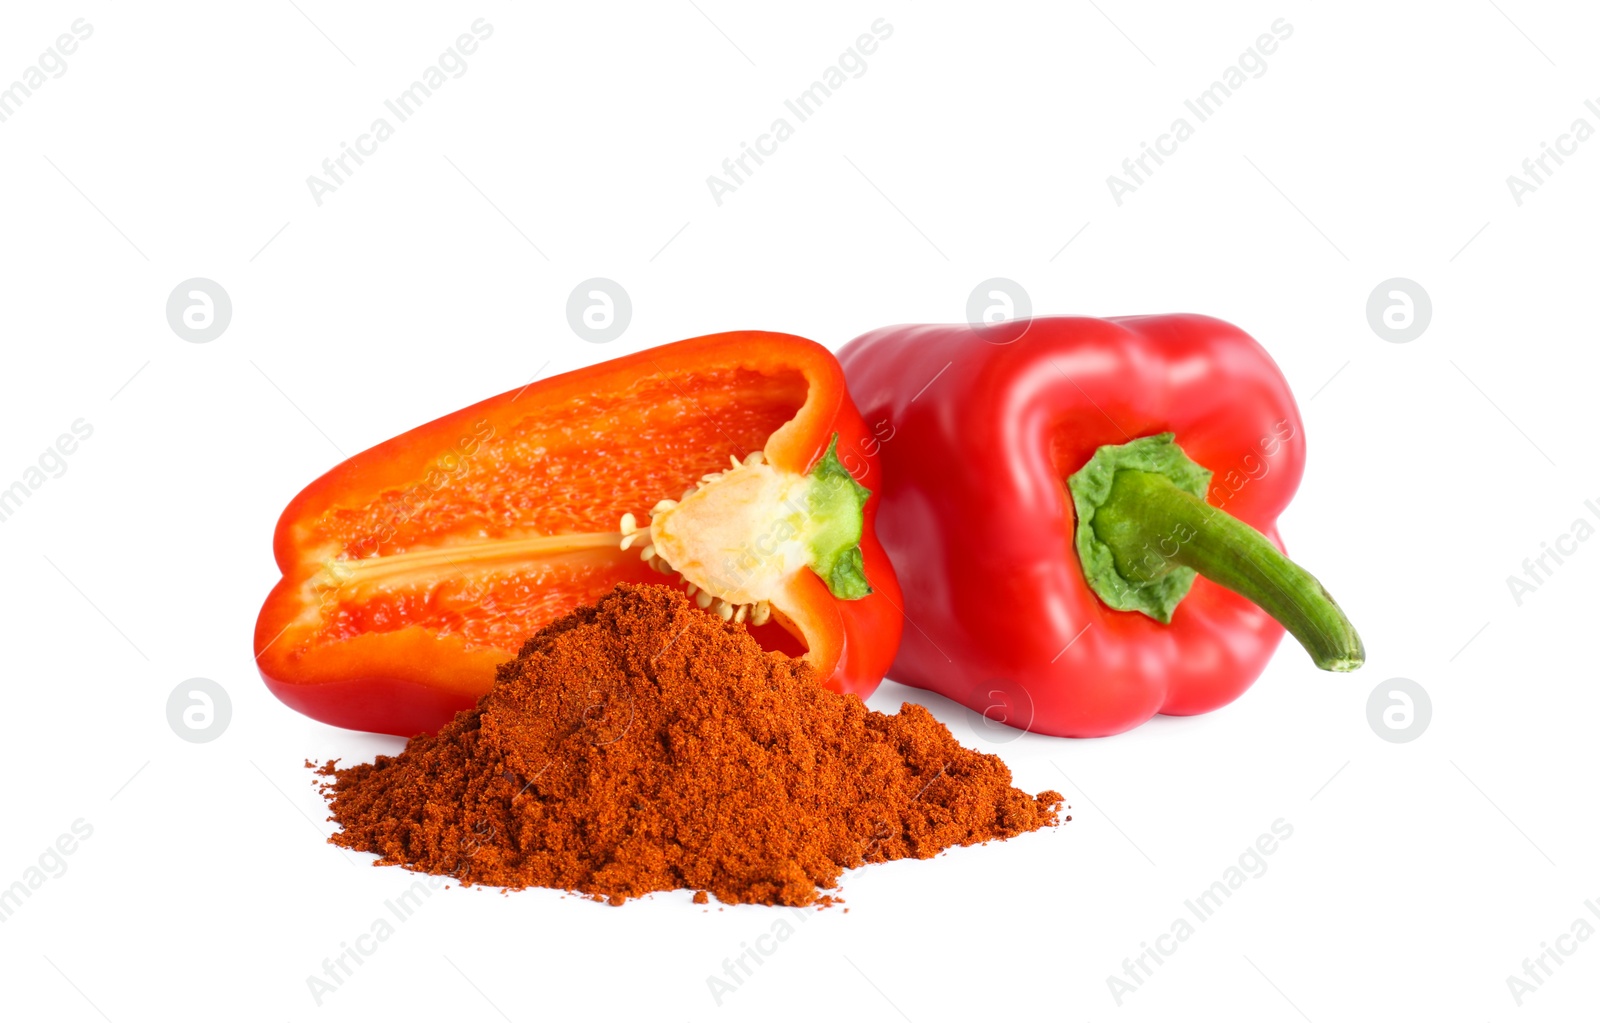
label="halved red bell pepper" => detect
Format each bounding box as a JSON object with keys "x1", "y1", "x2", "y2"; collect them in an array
[
  {"x1": 255, "y1": 331, "x2": 903, "y2": 735},
  {"x1": 838, "y1": 315, "x2": 1362, "y2": 738}
]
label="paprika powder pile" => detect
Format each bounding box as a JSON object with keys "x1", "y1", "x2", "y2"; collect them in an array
[{"x1": 315, "y1": 584, "x2": 1062, "y2": 906}]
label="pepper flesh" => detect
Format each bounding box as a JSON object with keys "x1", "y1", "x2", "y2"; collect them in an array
[
  {"x1": 838, "y1": 314, "x2": 1359, "y2": 738},
  {"x1": 255, "y1": 331, "x2": 903, "y2": 735}
]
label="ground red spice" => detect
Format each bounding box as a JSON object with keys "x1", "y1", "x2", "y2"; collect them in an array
[{"x1": 316, "y1": 584, "x2": 1063, "y2": 906}]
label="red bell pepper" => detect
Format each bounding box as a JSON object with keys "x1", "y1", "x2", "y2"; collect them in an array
[
  {"x1": 838, "y1": 315, "x2": 1362, "y2": 738},
  {"x1": 255, "y1": 331, "x2": 902, "y2": 735}
]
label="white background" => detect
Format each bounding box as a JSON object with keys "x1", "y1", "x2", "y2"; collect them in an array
[{"x1": 1, "y1": 2, "x2": 1596, "y2": 1020}]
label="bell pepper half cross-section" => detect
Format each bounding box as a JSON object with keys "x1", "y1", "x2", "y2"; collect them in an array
[
  {"x1": 838, "y1": 314, "x2": 1363, "y2": 738},
  {"x1": 254, "y1": 331, "x2": 903, "y2": 736}
]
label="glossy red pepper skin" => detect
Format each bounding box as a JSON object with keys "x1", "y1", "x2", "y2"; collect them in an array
[{"x1": 838, "y1": 315, "x2": 1305, "y2": 738}]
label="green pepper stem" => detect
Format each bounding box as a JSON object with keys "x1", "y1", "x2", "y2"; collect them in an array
[{"x1": 1091, "y1": 470, "x2": 1365, "y2": 671}]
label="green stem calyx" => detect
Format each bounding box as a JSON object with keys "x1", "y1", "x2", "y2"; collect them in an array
[
  {"x1": 1067, "y1": 433, "x2": 1364, "y2": 672},
  {"x1": 804, "y1": 435, "x2": 874, "y2": 600}
]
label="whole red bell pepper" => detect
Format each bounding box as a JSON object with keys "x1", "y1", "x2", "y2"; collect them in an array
[
  {"x1": 255, "y1": 331, "x2": 902, "y2": 735},
  {"x1": 838, "y1": 315, "x2": 1362, "y2": 738}
]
